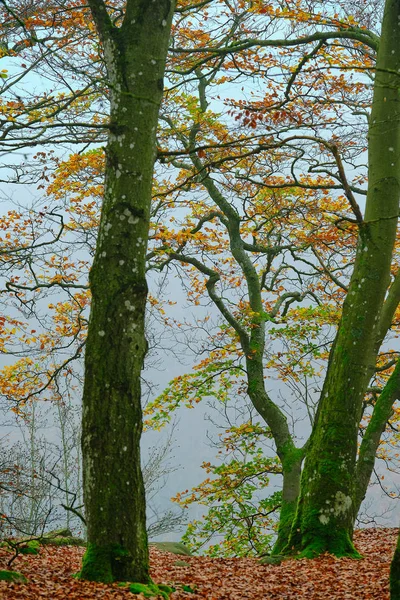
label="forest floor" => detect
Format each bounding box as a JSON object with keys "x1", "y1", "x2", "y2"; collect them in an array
[{"x1": 0, "y1": 527, "x2": 395, "y2": 599}]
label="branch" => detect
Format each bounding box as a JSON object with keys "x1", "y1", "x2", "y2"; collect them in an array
[
  {"x1": 61, "y1": 504, "x2": 86, "y2": 525},
  {"x1": 311, "y1": 247, "x2": 349, "y2": 292},
  {"x1": 87, "y1": 0, "x2": 114, "y2": 43},
  {"x1": 167, "y1": 251, "x2": 250, "y2": 351},
  {"x1": 329, "y1": 144, "x2": 363, "y2": 224},
  {"x1": 355, "y1": 358, "x2": 400, "y2": 512},
  {"x1": 376, "y1": 269, "x2": 400, "y2": 349},
  {"x1": 170, "y1": 29, "x2": 379, "y2": 56}
]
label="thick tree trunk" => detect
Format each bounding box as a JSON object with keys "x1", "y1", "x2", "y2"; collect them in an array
[
  {"x1": 286, "y1": 0, "x2": 400, "y2": 558},
  {"x1": 80, "y1": 0, "x2": 175, "y2": 583},
  {"x1": 391, "y1": 532, "x2": 400, "y2": 599}
]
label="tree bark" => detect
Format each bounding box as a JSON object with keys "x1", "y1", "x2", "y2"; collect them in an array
[
  {"x1": 245, "y1": 361, "x2": 305, "y2": 554},
  {"x1": 355, "y1": 359, "x2": 400, "y2": 516},
  {"x1": 391, "y1": 530, "x2": 400, "y2": 599},
  {"x1": 80, "y1": 0, "x2": 175, "y2": 583},
  {"x1": 286, "y1": 0, "x2": 400, "y2": 558}
]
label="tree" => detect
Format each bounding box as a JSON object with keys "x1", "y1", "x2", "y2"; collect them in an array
[
  {"x1": 145, "y1": 0, "x2": 400, "y2": 558},
  {"x1": 286, "y1": 0, "x2": 400, "y2": 557},
  {"x1": 2, "y1": 0, "x2": 400, "y2": 567},
  {"x1": 79, "y1": 0, "x2": 175, "y2": 584}
]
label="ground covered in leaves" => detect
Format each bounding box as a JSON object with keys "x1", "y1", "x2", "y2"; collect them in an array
[{"x1": 0, "y1": 528, "x2": 396, "y2": 599}]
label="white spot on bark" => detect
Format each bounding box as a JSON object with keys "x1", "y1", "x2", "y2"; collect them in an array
[
  {"x1": 119, "y1": 260, "x2": 125, "y2": 265},
  {"x1": 333, "y1": 491, "x2": 352, "y2": 516},
  {"x1": 319, "y1": 514, "x2": 330, "y2": 525},
  {"x1": 125, "y1": 300, "x2": 135, "y2": 312},
  {"x1": 98, "y1": 331, "x2": 105, "y2": 337}
]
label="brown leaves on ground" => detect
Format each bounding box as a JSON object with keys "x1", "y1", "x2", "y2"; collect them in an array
[{"x1": 0, "y1": 528, "x2": 396, "y2": 600}]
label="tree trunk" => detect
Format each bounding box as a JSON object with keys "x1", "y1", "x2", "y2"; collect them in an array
[
  {"x1": 80, "y1": 0, "x2": 175, "y2": 583},
  {"x1": 355, "y1": 359, "x2": 400, "y2": 516},
  {"x1": 246, "y1": 360, "x2": 305, "y2": 555},
  {"x1": 272, "y1": 449, "x2": 303, "y2": 555},
  {"x1": 286, "y1": 0, "x2": 400, "y2": 558},
  {"x1": 391, "y1": 531, "x2": 400, "y2": 599}
]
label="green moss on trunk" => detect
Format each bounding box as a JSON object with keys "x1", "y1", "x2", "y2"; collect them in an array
[
  {"x1": 391, "y1": 541, "x2": 400, "y2": 599},
  {"x1": 79, "y1": 543, "x2": 138, "y2": 583},
  {"x1": 273, "y1": 499, "x2": 298, "y2": 555},
  {"x1": 272, "y1": 446, "x2": 304, "y2": 555},
  {"x1": 286, "y1": 0, "x2": 400, "y2": 558},
  {"x1": 81, "y1": 0, "x2": 175, "y2": 585}
]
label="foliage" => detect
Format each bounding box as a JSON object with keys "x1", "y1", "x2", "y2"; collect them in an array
[{"x1": 173, "y1": 421, "x2": 282, "y2": 557}]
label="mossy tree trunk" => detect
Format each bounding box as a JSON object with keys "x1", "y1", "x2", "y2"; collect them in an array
[
  {"x1": 80, "y1": 0, "x2": 175, "y2": 584},
  {"x1": 286, "y1": 0, "x2": 400, "y2": 558},
  {"x1": 391, "y1": 531, "x2": 400, "y2": 599}
]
